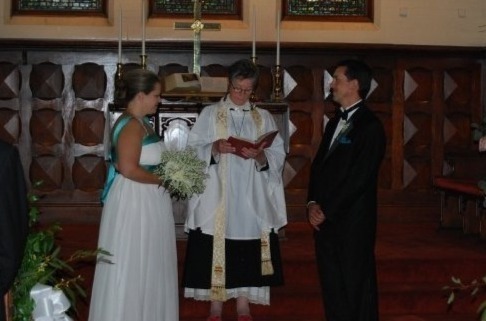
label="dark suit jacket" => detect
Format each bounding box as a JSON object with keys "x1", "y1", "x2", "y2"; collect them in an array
[
  {"x1": 308, "y1": 102, "x2": 386, "y2": 321},
  {"x1": 309, "y1": 102, "x2": 385, "y2": 235},
  {"x1": 0, "y1": 140, "x2": 29, "y2": 321}
]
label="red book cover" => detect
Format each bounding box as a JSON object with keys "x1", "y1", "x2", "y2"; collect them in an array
[{"x1": 227, "y1": 130, "x2": 278, "y2": 159}]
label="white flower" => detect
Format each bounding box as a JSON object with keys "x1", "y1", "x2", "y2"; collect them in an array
[{"x1": 154, "y1": 147, "x2": 208, "y2": 200}]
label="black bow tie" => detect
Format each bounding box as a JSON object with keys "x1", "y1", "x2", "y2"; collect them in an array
[{"x1": 336, "y1": 105, "x2": 360, "y2": 121}]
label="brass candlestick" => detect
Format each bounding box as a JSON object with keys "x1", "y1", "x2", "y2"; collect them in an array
[
  {"x1": 140, "y1": 55, "x2": 147, "y2": 69},
  {"x1": 272, "y1": 64, "x2": 283, "y2": 102},
  {"x1": 114, "y1": 62, "x2": 124, "y2": 103}
]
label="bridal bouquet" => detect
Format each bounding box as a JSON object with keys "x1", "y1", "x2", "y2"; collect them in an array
[{"x1": 154, "y1": 147, "x2": 208, "y2": 200}]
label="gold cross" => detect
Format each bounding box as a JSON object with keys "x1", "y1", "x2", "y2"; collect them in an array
[{"x1": 174, "y1": 0, "x2": 221, "y2": 76}]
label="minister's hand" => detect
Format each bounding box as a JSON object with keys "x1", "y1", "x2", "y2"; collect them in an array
[
  {"x1": 241, "y1": 143, "x2": 267, "y2": 165},
  {"x1": 212, "y1": 139, "x2": 235, "y2": 155}
]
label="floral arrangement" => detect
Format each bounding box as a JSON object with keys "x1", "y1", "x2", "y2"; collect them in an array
[
  {"x1": 444, "y1": 276, "x2": 486, "y2": 321},
  {"x1": 154, "y1": 147, "x2": 208, "y2": 200},
  {"x1": 471, "y1": 116, "x2": 486, "y2": 142},
  {"x1": 11, "y1": 182, "x2": 109, "y2": 321}
]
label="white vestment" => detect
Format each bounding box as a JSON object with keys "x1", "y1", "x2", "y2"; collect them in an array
[{"x1": 185, "y1": 97, "x2": 288, "y2": 239}]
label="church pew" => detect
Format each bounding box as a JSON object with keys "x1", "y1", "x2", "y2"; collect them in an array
[{"x1": 433, "y1": 176, "x2": 486, "y2": 239}]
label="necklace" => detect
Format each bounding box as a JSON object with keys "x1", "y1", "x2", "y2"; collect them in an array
[{"x1": 230, "y1": 109, "x2": 246, "y2": 137}]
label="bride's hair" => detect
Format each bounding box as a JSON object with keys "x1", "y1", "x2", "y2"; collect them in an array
[{"x1": 121, "y1": 68, "x2": 160, "y2": 104}]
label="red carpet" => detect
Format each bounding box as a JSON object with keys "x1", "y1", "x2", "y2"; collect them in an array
[{"x1": 52, "y1": 217, "x2": 486, "y2": 321}]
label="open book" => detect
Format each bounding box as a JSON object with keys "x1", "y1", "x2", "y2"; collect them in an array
[{"x1": 227, "y1": 130, "x2": 279, "y2": 159}]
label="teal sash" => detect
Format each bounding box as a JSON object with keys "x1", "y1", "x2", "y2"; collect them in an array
[{"x1": 100, "y1": 115, "x2": 160, "y2": 204}]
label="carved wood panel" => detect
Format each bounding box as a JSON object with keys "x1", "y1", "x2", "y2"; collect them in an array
[
  {"x1": 0, "y1": 61, "x2": 21, "y2": 144},
  {"x1": 398, "y1": 59, "x2": 482, "y2": 192},
  {"x1": 0, "y1": 44, "x2": 482, "y2": 224},
  {"x1": 0, "y1": 62, "x2": 20, "y2": 99},
  {"x1": 367, "y1": 64, "x2": 394, "y2": 190},
  {"x1": 21, "y1": 61, "x2": 109, "y2": 198}
]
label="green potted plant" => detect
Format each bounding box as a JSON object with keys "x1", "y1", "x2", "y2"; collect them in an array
[
  {"x1": 444, "y1": 276, "x2": 486, "y2": 320},
  {"x1": 11, "y1": 182, "x2": 109, "y2": 321}
]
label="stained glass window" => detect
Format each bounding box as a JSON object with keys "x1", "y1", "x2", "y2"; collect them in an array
[
  {"x1": 283, "y1": 0, "x2": 373, "y2": 22},
  {"x1": 12, "y1": 0, "x2": 106, "y2": 15},
  {"x1": 151, "y1": 0, "x2": 241, "y2": 20}
]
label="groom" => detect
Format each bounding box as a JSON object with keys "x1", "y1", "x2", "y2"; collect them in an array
[
  {"x1": 0, "y1": 140, "x2": 29, "y2": 321},
  {"x1": 307, "y1": 59, "x2": 386, "y2": 321}
]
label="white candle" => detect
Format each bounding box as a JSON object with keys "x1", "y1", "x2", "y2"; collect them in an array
[
  {"x1": 252, "y1": 5, "x2": 256, "y2": 57},
  {"x1": 118, "y1": 7, "x2": 122, "y2": 63},
  {"x1": 276, "y1": 10, "x2": 280, "y2": 65},
  {"x1": 141, "y1": 0, "x2": 146, "y2": 56}
]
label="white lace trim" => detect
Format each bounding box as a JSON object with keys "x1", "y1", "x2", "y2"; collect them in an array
[{"x1": 184, "y1": 287, "x2": 270, "y2": 305}]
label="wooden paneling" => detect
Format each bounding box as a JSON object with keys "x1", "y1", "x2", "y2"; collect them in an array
[{"x1": 0, "y1": 40, "x2": 484, "y2": 224}]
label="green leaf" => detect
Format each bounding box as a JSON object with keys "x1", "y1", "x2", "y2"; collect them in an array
[
  {"x1": 482, "y1": 275, "x2": 486, "y2": 283},
  {"x1": 477, "y1": 301, "x2": 486, "y2": 321},
  {"x1": 478, "y1": 300, "x2": 486, "y2": 315},
  {"x1": 32, "y1": 180, "x2": 44, "y2": 188},
  {"x1": 74, "y1": 282, "x2": 87, "y2": 297},
  {"x1": 478, "y1": 181, "x2": 486, "y2": 191},
  {"x1": 447, "y1": 292, "x2": 455, "y2": 305},
  {"x1": 471, "y1": 287, "x2": 479, "y2": 296}
]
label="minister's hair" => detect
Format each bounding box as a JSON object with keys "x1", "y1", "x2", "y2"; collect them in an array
[{"x1": 227, "y1": 59, "x2": 260, "y2": 89}]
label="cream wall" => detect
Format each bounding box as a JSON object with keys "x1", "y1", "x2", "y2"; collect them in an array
[{"x1": 0, "y1": 0, "x2": 485, "y2": 47}]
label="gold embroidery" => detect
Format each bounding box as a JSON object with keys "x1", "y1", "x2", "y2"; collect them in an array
[
  {"x1": 211, "y1": 102, "x2": 228, "y2": 301},
  {"x1": 250, "y1": 108, "x2": 274, "y2": 276},
  {"x1": 209, "y1": 102, "x2": 274, "y2": 301}
]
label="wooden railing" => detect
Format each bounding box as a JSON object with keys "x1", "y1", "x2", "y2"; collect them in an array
[{"x1": 433, "y1": 176, "x2": 486, "y2": 239}]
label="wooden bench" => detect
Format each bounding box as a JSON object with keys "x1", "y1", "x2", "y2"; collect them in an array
[{"x1": 433, "y1": 176, "x2": 486, "y2": 239}]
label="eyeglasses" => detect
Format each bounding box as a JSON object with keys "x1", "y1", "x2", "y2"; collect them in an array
[{"x1": 230, "y1": 83, "x2": 253, "y2": 94}]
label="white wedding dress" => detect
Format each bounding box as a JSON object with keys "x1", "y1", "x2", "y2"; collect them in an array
[{"x1": 89, "y1": 139, "x2": 178, "y2": 321}]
